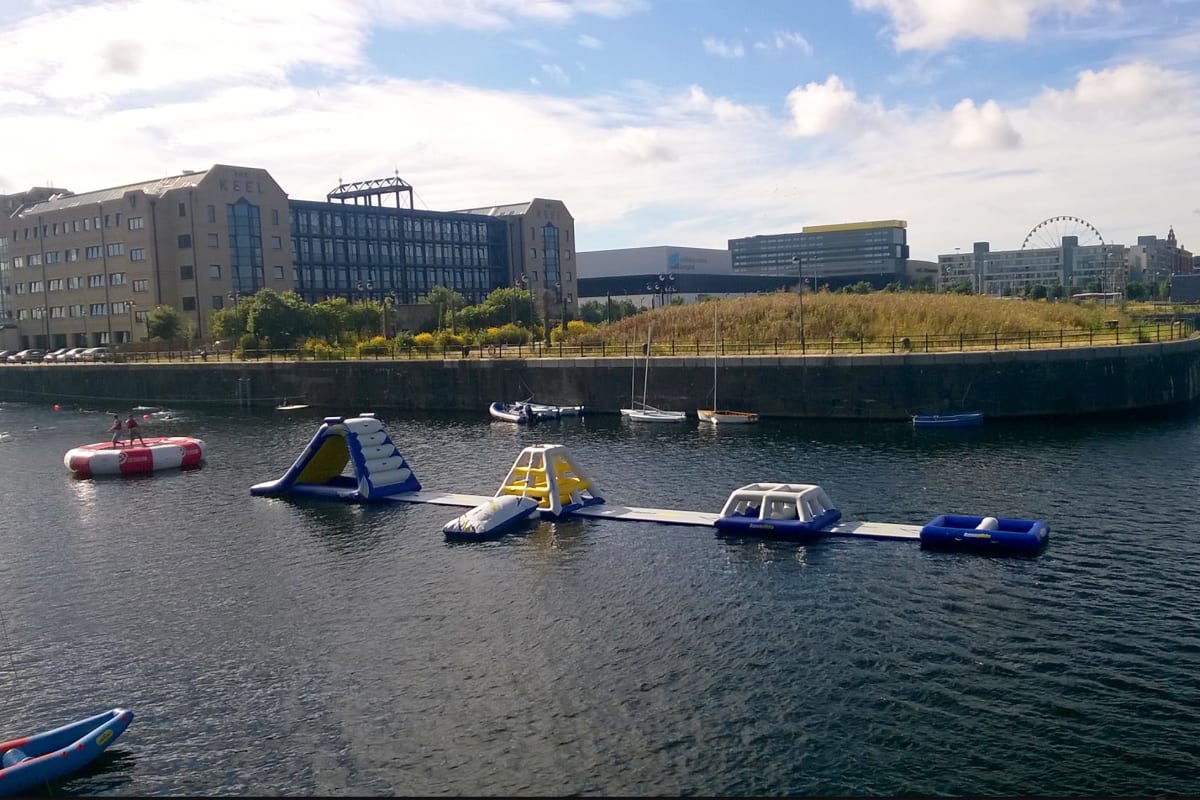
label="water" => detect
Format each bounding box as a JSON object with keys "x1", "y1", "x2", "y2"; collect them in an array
[{"x1": 1, "y1": 401, "x2": 1199, "y2": 796}]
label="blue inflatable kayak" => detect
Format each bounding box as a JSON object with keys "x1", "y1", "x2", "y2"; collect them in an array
[{"x1": 0, "y1": 707, "x2": 134, "y2": 797}]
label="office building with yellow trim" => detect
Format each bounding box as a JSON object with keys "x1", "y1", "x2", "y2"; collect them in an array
[{"x1": 728, "y1": 219, "x2": 910, "y2": 288}]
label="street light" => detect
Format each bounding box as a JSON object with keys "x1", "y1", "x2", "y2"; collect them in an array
[
  {"x1": 792, "y1": 255, "x2": 805, "y2": 352},
  {"x1": 555, "y1": 282, "x2": 567, "y2": 336},
  {"x1": 127, "y1": 300, "x2": 137, "y2": 343},
  {"x1": 81, "y1": 306, "x2": 89, "y2": 348},
  {"x1": 382, "y1": 293, "x2": 396, "y2": 338}
]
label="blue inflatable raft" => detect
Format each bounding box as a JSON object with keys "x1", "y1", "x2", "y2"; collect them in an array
[
  {"x1": 0, "y1": 707, "x2": 134, "y2": 797},
  {"x1": 919, "y1": 514, "x2": 1049, "y2": 555}
]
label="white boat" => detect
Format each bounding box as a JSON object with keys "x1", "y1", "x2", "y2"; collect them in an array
[
  {"x1": 627, "y1": 407, "x2": 687, "y2": 422},
  {"x1": 276, "y1": 399, "x2": 310, "y2": 411},
  {"x1": 521, "y1": 401, "x2": 585, "y2": 419},
  {"x1": 489, "y1": 401, "x2": 537, "y2": 424},
  {"x1": 626, "y1": 324, "x2": 686, "y2": 422},
  {"x1": 698, "y1": 309, "x2": 758, "y2": 424}
]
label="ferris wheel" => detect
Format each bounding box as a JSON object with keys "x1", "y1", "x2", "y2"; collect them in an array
[{"x1": 1021, "y1": 216, "x2": 1104, "y2": 250}]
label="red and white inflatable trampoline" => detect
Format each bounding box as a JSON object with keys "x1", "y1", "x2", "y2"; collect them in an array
[{"x1": 64, "y1": 436, "x2": 206, "y2": 478}]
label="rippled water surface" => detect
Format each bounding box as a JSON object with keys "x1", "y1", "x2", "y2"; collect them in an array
[{"x1": 2, "y1": 401, "x2": 1199, "y2": 796}]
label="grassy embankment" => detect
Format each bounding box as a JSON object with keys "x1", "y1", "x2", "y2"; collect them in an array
[{"x1": 591, "y1": 292, "x2": 1144, "y2": 352}]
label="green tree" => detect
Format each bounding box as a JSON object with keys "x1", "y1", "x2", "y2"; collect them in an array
[
  {"x1": 1028, "y1": 284, "x2": 1048, "y2": 300},
  {"x1": 246, "y1": 289, "x2": 306, "y2": 348},
  {"x1": 309, "y1": 299, "x2": 349, "y2": 342},
  {"x1": 427, "y1": 285, "x2": 467, "y2": 333},
  {"x1": 146, "y1": 305, "x2": 190, "y2": 341}
]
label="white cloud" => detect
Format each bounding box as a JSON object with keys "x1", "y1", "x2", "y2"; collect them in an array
[
  {"x1": 364, "y1": 0, "x2": 648, "y2": 29},
  {"x1": 752, "y1": 30, "x2": 814, "y2": 54},
  {"x1": 785, "y1": 75, "x2": 886, "y2": 136},
  {"x1": 541, "y1": 63, "x2": 570, "y2": 85},
  {"x1": 948, "y1": 99, "x2": 1022, "y2": 150},
  {"x1": 0, "y1": 1, "x2": 1197, "y2": 264},
  {"x1": 852, "y1": 0, "x2": 1099, "y2": 50},
  {"x1": 702, "y1": 36, "x2": 744, "y2": 59},
  {"x1": 577, "y1": 33, "x2": 603, "y2": 49}
]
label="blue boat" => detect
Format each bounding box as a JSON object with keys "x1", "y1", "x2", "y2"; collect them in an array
[
  {"x1": 443, "y1": 494, "x2": 540, "y2": 540},
  {"x1": 0, "y1": 707, "x2": 134, "y2": 797},
  {"x1": 912, "y1": 411, "x2": 984, "y2": 428},
  {"x1": 919, "y1": 513, "x2": 1049, "y2": 555},
  {"x1": 714, "y1": 483, "x2": 843, "y2": 541}
]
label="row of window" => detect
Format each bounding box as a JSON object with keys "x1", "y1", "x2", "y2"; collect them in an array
[
  {"x1": 290, "y1": 209, "x2": 491, "y2": 243},
  {"x1": 13, "y1": 272, "x2": 129, "y2": 293},
  {"x1": 15, "y1": 302, "x2": 142, "y2": 320},
  {"x1": 11, "y1": 213, "x2": 145, "y2": 241},
  {"x1": 9, "y1": 244, "x2": 146, "y2": 267}
]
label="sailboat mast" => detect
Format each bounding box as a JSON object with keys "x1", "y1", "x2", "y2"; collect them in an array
[
  {"x1": 713, "y1": 311, "x2": 718, "y2": 410},
  {"x1": 642, "y1": 324, "x2": 652, "y2": 408}
]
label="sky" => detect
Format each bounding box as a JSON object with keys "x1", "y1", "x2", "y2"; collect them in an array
[{"x1": 1, "y1": 0, "x2": 1198, "y2": 262}]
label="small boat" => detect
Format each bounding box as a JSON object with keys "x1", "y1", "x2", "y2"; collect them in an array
[
  {"x1": 64, "y1": 436, "x2": 206, "y2": 478},
  {"x1": 0, "y1": 708, "x2": 134, "y2": 797},
  {"x1": 523, "y1": 402, "x2": 585, "y2": 418},
  {"x1": 443, "y1": 494, "x2": 540, "y2": 540},
  {"x1": 698, "y1": 309, "x2": 758, "y2": 425},
  {"x1": 276, "y1": 399, "x2": 310, "y2": 411},
  {"x1": 625, "y1": 324, "x2": 686, "y2": 422},
  {"x1": 697, "y1": 409, "x2": 759, "y2": 424},
  {"x1": 714, "y1": 482, "x2": 842, "y2": 541},
  {"x1": 488, "y1": 401, "x2": 538, "y2": 424},
  {"x1": 626, "y1": 407, "x2": 688, "y2": 423},
  {"x1": 912, "y1": 411, "x2": 984, "y2": 428},
  {"x1": 919, "y1": 513, "x2": 1048, "y2": 555}
]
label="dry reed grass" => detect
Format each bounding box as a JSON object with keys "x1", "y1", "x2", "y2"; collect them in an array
[{"x1": 599, "y1": 291, "x2": 1127, "y2": 345}]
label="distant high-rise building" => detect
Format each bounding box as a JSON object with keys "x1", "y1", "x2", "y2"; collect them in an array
[{"x1": 728, "y1": 219, "x2": 909, "y2": 289}]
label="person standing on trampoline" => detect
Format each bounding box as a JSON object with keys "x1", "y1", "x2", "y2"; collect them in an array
[{"x1": 125, "y1": 414, "x2": 147, "y2": 446}]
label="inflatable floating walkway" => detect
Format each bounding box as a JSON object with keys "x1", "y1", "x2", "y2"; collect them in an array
[{"x1": 250, "y1": 413, "x2": 1050, "y2": 555}]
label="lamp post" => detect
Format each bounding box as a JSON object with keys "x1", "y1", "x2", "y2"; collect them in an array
[
  {"x1": 127, "y1": 300, "x2": 137, "y2": 344},
  {"x1": 791, "y1": 255, "x2": 805, "y2": 352},
  {"x1": 556, "y1": 282, "x2": 567, "y2": 336},
  {"x1": 383, "y1": 293, "x2": 396, "y2": 338},
  {"x1": 81, "y1": 306, "x2": 88, "y2": 348}
]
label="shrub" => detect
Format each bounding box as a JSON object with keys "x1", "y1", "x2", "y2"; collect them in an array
[
  {"x1": 237, "y1": 333, "x2": 263, "y2": 359},
  {"x1": 357, "y1": 335, "x2": 390, "y2": 357},
  {"x1": 301, "y1": 337, "x2": 343, "y2": 360},
  {"x1": 413, "y1": 332, "x2": 436, "y2": 353}
]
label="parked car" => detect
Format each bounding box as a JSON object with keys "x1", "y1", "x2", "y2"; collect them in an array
[
  {"x1": 43, "y1": 347, "x2": 70, "y2": 362},
  {"x1": 7, "y1": 348, "x2": 45, "y2": 363},
  {"x1": 0, "y1": 350, "x2": 12, "y2": 362},
  {"x1": 78, "y1": 346, "x2": 112, "y2": 362},
  {"x1": 57, "y1": 347, "x2": 87, "y2": 361}
]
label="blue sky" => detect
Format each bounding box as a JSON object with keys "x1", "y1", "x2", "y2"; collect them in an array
[{"x1": 1, "y1": 0, "x2": 1198, "y2": 261}]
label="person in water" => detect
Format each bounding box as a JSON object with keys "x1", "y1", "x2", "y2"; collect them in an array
[
  {"x1": 109, "y1": 414, "x2": 124, "y2": 446},
  {"x1": 125, "y1": 414, "x2": 147, "y2": 446}
]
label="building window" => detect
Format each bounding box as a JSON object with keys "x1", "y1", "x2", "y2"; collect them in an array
[
  {"x1": 180, "y1": 264, "x2": 194, "y2": 280},
  {"x1": 271, "y1": 235, "x2": 282, "y2": 250},
  {"x1": 128, "y1": 217, "x2": 144, "y2": 230},
  {"x1": 207, "y1": 205, "x2": 216, "y2": 223},
  {"x1": 110, "y1": 272, "x2": 127, "y2": 286},
  {"x1": 212, "y1": 295, "x2": 225, "y2": 310},
  {"x1": 85, "y1": 246, "x2": 101, "y2": 259},
  {"x1": 565, "y1": 250, "x2": 571, "y2": 260},
  {"x1": 106, "y1": 243, "x2": 124, "y2": 257},
  {"x1": 130, "y1": 248, "x2": 145, "y2": 261},
  {"x1": 273, "y1": 265, "x2": 284, "y2": 279},
  {"x1": 530, "y1": 248, "x2": 536, "y2": 259},
  {"x1": 178, "y1": 234, "x2": 191, "y2": 249},
  {"x1": 28, "y1": 254, "x2": 41, "y2": 266},
  {"x1": 207, "y1": 233, "x2": 219, "y2": 247},
  {"x1": 12, "y1": 256, "x2": 22, "y2": 268},
  {"x1": 67, "y1": 276, "x2": 82, "y2": 289},
  {"x1": 45, "y1": 251, "x2": 60, "y2": 264},
  {"x1": 178, "y1": 202, "x2": 186, "y2": 217},
  {"x1": 66, "y1": 248, "x2": 79, "y2": 262},
  {"x1": 271, "y1": 209, "x2": 279, "y2": 226},
  {"x1": 87, "y1": 274, "x2": 105, "y2": 288},
  {"x1": 181, "y1": 296, "x2": 196, "y2": 311},
  {"x1": 209, "y1": 264, "x2": 222, "y2": 279},
  {"x1": 133, "y1": 279, "x2": 148, "y2": 292},
  {"x1": 83, "y1": 219, "x2": 90, "y2": 232}
]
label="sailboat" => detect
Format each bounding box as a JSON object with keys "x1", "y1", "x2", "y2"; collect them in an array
[
  {"x1": 697, "y1": 311, "x2": 758, "y2": 424},
  {"x1": 626, "y1": 324, "x2": 687, "y2": 422}
]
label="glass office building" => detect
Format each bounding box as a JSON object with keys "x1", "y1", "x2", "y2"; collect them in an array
[
  {"x1": 729, "y1": 220, "x2": 909, "y2": 289},
  {"x1": 288, "y1": 200, "x2": 511, "y2": 306}
]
